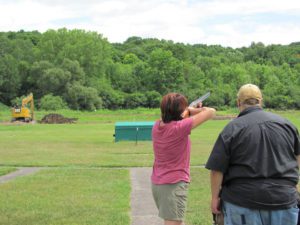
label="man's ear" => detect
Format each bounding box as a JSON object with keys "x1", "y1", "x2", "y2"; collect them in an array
[{"x1": 237, "y1": 99, "x2": 244, "y2": 111}]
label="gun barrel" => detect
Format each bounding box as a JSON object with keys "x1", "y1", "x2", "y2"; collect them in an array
[{"x1": 189, "y1": 92, "x2": 210, "y2": 107}]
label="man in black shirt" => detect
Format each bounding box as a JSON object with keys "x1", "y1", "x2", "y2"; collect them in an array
[{"x1": 206, "y1": 84, "x2": 300, "y2": 225}]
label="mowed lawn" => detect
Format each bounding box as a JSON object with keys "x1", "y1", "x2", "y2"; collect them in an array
[
  {"x1": 0, "y1": 109, "x2": 299, "y2": 225},
  {"x1": 0, "y1": 168, "x2": 130, "y2": 225},
  {"x1": 0, "y1": 122, "x2": 227, "y2": 167}
]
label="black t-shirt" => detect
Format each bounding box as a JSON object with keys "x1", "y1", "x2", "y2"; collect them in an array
[{"x1": 206, "y1": 106, "x2": 300, "y2": 210}]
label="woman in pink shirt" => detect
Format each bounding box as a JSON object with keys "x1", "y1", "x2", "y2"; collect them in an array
[{"x1": 151, "y1": 93, "x2": 216, "y2": 225}]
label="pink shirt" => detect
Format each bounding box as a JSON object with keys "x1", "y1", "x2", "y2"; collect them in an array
[{"x1": 151, "y1": 118, "x2": 193, "y2": 184}]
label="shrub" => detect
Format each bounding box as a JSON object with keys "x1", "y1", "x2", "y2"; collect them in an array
[
  {"x1": 0, "y1": 101, "x2": 9, "y2": 110},
  {"x1": 66, "y1": 84, "x2": 102, "y2": 110},
  {"x1": 40, "y1": 94, "x2": 67, "y2": 110},
  {"x1": 145, "y1": 91, "x2": 161, "y2": 108},
  {"x1": 11, "y1": 95, "x2": 26, "y2": 107},
  {"x1": 124, "y1": 92, "x2": 147, "y2": 109}
]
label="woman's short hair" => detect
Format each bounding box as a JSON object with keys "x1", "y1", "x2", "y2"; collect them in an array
[{"x1": 160, "y1": 93, "x2": 188, "y2": 123}]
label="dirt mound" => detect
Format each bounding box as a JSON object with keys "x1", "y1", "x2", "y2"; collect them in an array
[{"x1": 40, "y1": 114, "x2": 77, "y2": 124}]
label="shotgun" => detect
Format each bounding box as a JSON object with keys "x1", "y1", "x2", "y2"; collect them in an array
[{"x1": 189, "y1": 92, "x2": 211, "y2": 107}]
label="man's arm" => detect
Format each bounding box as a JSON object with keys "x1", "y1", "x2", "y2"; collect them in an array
[{"x1": 210, "y1": 170, "x2": 223, "y2": 214}]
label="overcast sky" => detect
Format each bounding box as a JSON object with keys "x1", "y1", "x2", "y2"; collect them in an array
[{"x1": 1, "y1": 0, "x2": 300, "y2": 48}]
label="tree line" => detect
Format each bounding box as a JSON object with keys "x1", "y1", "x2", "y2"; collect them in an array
[{"x1": 0, "y1": 29, "x2": 299, "y2": 110}]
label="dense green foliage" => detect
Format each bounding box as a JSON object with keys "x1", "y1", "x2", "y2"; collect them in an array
[
  {"x1": 0, "y1": 29, "x2": 299, "y2": 110},
  {"x1": 39, "y1": 94, "x2": 67, "y2": 110}
]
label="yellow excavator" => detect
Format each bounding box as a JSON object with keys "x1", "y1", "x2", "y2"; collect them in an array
[{"x1": 11, "y1": 93, "x2": 34, "y2": 122}]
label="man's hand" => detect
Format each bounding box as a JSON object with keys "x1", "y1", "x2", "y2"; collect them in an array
[
  {"x1": 210, "y1": 170, "x2": 223, "y2": 214},
  {"x1": 211, "y1": 197, "x2": 221, "y2": 214}
]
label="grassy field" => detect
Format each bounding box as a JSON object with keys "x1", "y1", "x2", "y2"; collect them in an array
[
  {"x1": 0, "y1": 121, "x2": 228, "y2": 167},
  {"x1": 0, "y1": 108, "x2": 232, "y2": 167},
  {"x1": 0, "y1": 168, "x2": 130, "y2": 225},
  {"x1": 0, "y1": 108, "x2": 299, "y2": 225},
  {"x1": 186, "y1": 168, "x2": 212, "y2": 225}
]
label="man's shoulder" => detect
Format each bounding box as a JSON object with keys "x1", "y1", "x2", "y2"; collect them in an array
[
  {"x1": 237, "y1": 109, "x2": 286, "y2": 124},
  {"x1": 220, "y1": 118, "x2": 246, "y2": 140},
  {"x1": 262, "y1": 110, "x2": 284, "y2": 119},
  {"x1": 221, "y1": 109, "x2": 269, "y2": 135},
  {"x1": 239, "y1": 110, "x2": 297, "y2": 132},
  {"x1": 262, "y1": 111, "x2": 295, "y2": 127},
  {"x1": 224, "y1": 115, "x2": 248, "y2": 129}
]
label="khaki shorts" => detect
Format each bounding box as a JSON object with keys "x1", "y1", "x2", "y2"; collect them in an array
[{"x1": 152, "y1": 181, "x2": 189, "y2": 221}]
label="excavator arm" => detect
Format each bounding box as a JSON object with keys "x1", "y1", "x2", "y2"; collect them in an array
[
  {"x1": 21, "y1": 93, "x2": 34, "y2": 120},
  {"x1": 21, "y1": 93, "x2": 33, "y2": 106}
]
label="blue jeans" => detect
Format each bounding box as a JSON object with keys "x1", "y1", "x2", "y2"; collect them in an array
[{"x1": 223, "y1": 201, "x2": 299, "y2": 225}]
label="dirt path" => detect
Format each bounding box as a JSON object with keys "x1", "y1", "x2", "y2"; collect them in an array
[
  {"x1": 130, "y1": 167, "x2": 163, "y2": 225},
  {"x1": 0, "y1": 167, "x2": 42, "y2": 184}
]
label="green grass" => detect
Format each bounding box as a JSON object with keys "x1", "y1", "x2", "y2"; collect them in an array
[
  {"x1": 0, "y1": 108, "x2": 161, "y2": 123},
  {"x1": 186, "y1": 168, "x2": 211, "y2": 225},
  {"x1": 0, "y1": 121, "x2": 227, "y2": 167},
  {"x1": 0, "y1": 123, "x2": 152, "y2": 167},
  {"x1": 0, "y1": 168, "x2": 130, "y2": 225},
  {"x1": 0, "y1": 167, "x2": 16, "y2": 176},
  {"x1": 2, "y1": 110, "x2": 298, "y2": 168},
  {"x1": 0, "y1": 107, "x2": 230, "y2": 167}
]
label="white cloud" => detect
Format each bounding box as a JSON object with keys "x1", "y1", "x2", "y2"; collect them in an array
[
  {"x1": 0, "y1": 0, "x2": 299, "y2": 47},
  {"x1": 0, "y1": 1, "x2": 76, "y2": 31},
  {"x1": 192, "y1": 0, "x2": 300, "y2": 16},
  {"x1": 251, "y1": 24, "x2": 300, "y2": 45},
  {"x1": 200, "y1": 23, "x2": 300, "y2": 48}
]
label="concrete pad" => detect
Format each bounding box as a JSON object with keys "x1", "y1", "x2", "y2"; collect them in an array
[
  {"x1": 130, "y1": 167, "x2": 163, "y2": 225},
  {"x1": 0, "y1": 167, "x2": 42, "y2": 184}
]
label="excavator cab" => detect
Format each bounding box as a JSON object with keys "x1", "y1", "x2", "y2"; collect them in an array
[{"x1": 11, "y1": 93, "x2": 34, "y2": 122}]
